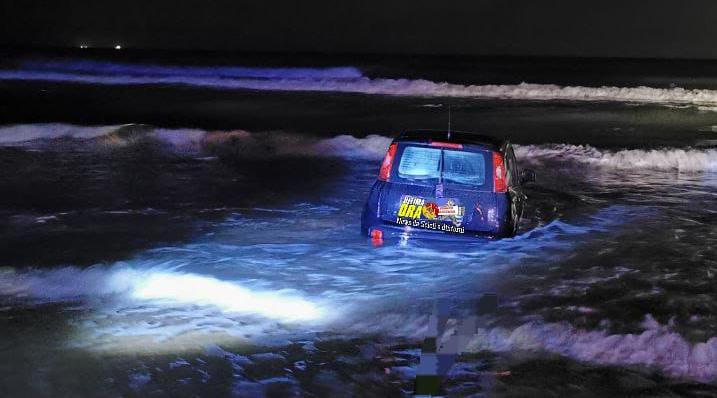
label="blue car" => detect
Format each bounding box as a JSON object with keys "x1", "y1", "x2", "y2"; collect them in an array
[{"x1": 361, "y1": 130, "x2": 535, "y2": 241}]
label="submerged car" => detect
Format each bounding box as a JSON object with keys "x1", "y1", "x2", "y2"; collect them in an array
[{"x1": 361, "y1": 130, "x2": 535, "y2": 240}]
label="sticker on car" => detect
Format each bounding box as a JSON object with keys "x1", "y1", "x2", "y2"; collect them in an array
[{"x1": 396, "y1": 195, "x2": 466, "y2": 234}]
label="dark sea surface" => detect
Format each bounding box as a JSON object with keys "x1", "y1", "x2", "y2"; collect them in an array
[{"x1": 1, "y1": 51, "x2": 717, "y2": 397}]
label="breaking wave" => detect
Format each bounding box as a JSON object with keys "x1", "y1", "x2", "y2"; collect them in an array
[
  {"x1": 0, "y1": 123, "x2": 124, "y2": 143},
  {"x1": 4, "y1": 60, "x2": 717, "y2": 106},
  {"x1": 0, "y1": 123, "x2": 392, "y2": 160},
  {"x1": 19, "y1": 60, "x2": 364, "y2": 80},
  {"x1": 3, "y1": 123, "x2": 717, "y2": 171},
  {"x1": 515, "y1": 144, "x2": 717, "y2": 172},
  {"x1": 466, "y1": 316, "x2": 717, "y2": 382}
]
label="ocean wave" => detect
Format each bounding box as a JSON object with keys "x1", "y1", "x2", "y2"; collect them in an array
[
  {"x1": 334, "y1": 309, "x2": 717, "y2": 381},
  {"x1": 0, "y1": 123, "x2": 124, "y2": 143},
  {"x1": 465, "y1": 316, "x2": 717, "y2": 382},
  {"x1": 515, "y1": 144, "x2": 717, "y2": 172},
  {"x1": 2, "y1": 123, "x2": 717, "y2": 171},
  {"x1": 0, "y1": 123, "x2": 392, "y2": 160},
  {"x1": 4, "y1": 60, "x2": 717, "y2": 106},
  {"x1": 19, "y1": 60, "x2": 364, "y2": 80}
]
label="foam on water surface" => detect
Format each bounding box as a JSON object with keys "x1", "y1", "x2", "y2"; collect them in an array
[
  {"x1": 5, "y1": 60, "x2": 717, "y2": 107},
  {"x1": 3, "y1": 123, "x2": 717, "y2": 171}
]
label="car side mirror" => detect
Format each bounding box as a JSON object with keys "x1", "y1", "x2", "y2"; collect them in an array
[{"x1": 519, "y1": 169, "x2": 536, "y2": 185}]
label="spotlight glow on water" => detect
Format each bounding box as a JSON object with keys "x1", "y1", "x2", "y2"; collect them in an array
[{"x1": 130, "y1": 272, "x2": 323, "y2": 322}]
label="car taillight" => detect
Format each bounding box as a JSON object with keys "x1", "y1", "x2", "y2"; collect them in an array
[
  {"x1": 493, "y1": 152, "x2": 507, "y2": 193},
  {"x1": 370, "y1": 229, "x2": 384, "y2": 246},
  {"x1": 378, "y1": 143, "x2": 398, "y2": 181}
]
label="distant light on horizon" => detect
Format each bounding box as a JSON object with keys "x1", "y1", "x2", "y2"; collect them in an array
[
  {"x1": 79, "y1": 44, "x2": 88, "y2": 49},
  {"x1": 114, "y1": 44, "x2": 122, "y2": 50}
]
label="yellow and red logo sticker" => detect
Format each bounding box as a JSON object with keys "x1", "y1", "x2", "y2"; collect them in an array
[
  {"x1": 396, "y1": 195, "x2": 425, "y2": 219},
  {"x1": 396, "y1": 195, "x2": 466, "y2": 233},
  {"x1": 423, "y1": 202, "x2": 439, "y2": 219}
]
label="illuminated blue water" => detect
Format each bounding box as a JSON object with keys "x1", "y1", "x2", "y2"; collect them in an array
[
  {"x1": 1, "y1": 54, "x2": 717, "y2": 393},
  {"x1": 2, "y1": 133, "x2": 714, "y2": 381}
]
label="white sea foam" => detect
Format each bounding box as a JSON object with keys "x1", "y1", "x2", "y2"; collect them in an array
[
  {"x1": 5, "y1": 268, "x2": 717, "y2": 380},
  {"x1": 336, "y1": 308, "x2": 717, "y2": 381},
  {"x1": 0, "y1": 123, "x2": 391, "y2": 159},
  {"x1": 20, "y1": 60, "x2": 364, "y2": 80},
  {"x1": 465, "y1": 316, "x2": 717, "y2": 382},
  {"x1": 0, "y1": 123, "x2": 122, "y2": 144},
  {"x1": 515, "y1": 144, "x2": 717, "y2": 172},
  {"x1": 2, "y1": 124, "x2": 717, "y2": 170},
  {"x1": 308, "y1": 134, "x2": 392, "y2": 159},
  {"x1": 5, "y1": 63, "x2": 717, "y2": 106}
]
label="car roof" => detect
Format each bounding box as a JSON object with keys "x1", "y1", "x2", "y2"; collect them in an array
[{"x1": 395, "y1": 129, "x2": 507, "y2": 151}]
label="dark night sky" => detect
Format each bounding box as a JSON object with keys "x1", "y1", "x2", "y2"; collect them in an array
[{"x1": 1, "y1": 0, "x2": 716, "y2": 59}]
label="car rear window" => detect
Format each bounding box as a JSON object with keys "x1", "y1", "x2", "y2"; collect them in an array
[{"x1": 396, "y1": 145, "x2": 486, "y2": 187}]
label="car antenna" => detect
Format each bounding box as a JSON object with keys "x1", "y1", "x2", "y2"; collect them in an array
[{"x1": 447, "y1": 105, "x2": 452, "y2": 140}]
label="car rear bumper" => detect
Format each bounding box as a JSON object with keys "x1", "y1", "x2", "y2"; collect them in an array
[{"x1": 363, "y1": 220, "x2": 500, "y2": 241}]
